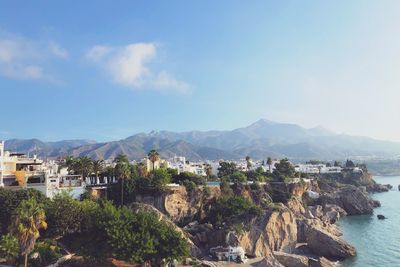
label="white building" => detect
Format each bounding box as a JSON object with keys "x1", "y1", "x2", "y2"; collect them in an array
[
  {"x1": 295, "y1": 164, "x2": 342, "y2": 174},
  {"x1": 167, "y1": 156, "x2": 208, "y2": 176}
]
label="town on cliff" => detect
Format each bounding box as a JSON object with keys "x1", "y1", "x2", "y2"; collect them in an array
[{"x1": 0, "y1": 141, "x2": 392, "y2": 267}]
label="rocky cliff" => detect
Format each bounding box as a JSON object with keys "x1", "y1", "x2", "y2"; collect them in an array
[
  {"x1": 133, "y1": 175, "x2": 384, "y2": 266},
  {"x1": 135, "y1": 186, "x2": 221, "y2": 226}
]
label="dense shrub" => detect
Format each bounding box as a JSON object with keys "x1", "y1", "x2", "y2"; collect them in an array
[
  {"x1": 69, "y1": 201, "x2": 189, "y2": 265},
  {"x1": 31, "y1": 239, "x2": 62, "y2": 267},
  {"x1": 269, "y1": 189, "x2": 292, "y2": 203},
  {"x1": 0, "y1": 234, "x2": 19, "y2": 264},
  {"x1": 45, "y1": 191, "x2": 83, "y2": 237},
  {"x1": 207, "y1": 196, "x2": 262, "y2": 228},
  {"x1": 0, "y1": 188, "x2": 47, "y2": 235}
]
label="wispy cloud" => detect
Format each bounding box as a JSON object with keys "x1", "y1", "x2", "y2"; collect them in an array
[
  {"x1": 86, "y1": 43, "x2": 190, "y2": 92},
  {"x1": 0, "y1": 31, "x2": 68, "y2": 82},
  {"x1": 48, "y1": 41, "x2": 69, "y2": 59}
]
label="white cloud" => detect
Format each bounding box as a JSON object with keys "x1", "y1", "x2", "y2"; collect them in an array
[
  {"x1": 0, "y1": 65, "x2": 44, "y2": 80},
  {"x1": 86, "y1": 42, "x2": 190, "y2": 92},
  {"x1": 0, "y1": 31, "x2": 68, "y2": 81},
  {"x1": 48, "y1": 41, "x2": 69, "y2": 59},
  {"x1": 86, "y1": 45, "x2": 112, "y2": 62}
]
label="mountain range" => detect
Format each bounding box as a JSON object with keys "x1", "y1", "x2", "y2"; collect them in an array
[{"x1": 4, "y1": 119, "x2": 400, "y2": 161}]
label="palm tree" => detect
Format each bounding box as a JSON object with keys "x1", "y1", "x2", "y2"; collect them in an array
[
  {"x1": 71, "y1": 156, "x2": 93, "y2": 182},
  {"x1": 147, "y1": 149, "x2": 160, "y2": 173},
  {"x1": 267, "y1": 157, "x2": 273, "y2": 173},
  {"x1": 64, "y1": 156, "x2": 76, "y2": 173},
  {"x1": 103, "y1": 165, "x2": 115, "y2": 184},
  {"x1": 92, "y1": 159, "x2": 105, "y2": 183},
  {"x1": 245, "y1": 156, "x2": 252, "y2": 171},
  {"x1": 136, "y1": 162, "x2": 148, "y2": 177},
  {"x1": 114, "y1": 154, "x2": 131, "y2": 205},
  {"x1": 204, "y1": 164, "x2": 212, "y2": 179},
  {"x1": 11, "y1": 198, "x2": 47, "y2": 267}
]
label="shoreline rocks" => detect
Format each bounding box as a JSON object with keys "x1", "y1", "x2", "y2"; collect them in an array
[{"x1": 317, "y1": 186, "x2": 375, "y2": 215}]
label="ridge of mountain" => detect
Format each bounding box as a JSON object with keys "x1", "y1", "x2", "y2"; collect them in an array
[{"x1": 4, "y1": 119, "x2": 400, "y2": 160}]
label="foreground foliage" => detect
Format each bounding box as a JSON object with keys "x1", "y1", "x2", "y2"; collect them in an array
[{"x1": 0, "y1": 188, "x2": 189, "y2": 266}]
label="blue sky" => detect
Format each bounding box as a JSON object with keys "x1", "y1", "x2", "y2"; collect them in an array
[{"x1": 1, "y1": 1, "x2": 400, "y2": 142}]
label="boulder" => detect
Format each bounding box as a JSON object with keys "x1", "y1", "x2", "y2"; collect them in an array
[
  {"x1": 297, "y1": 219, "x2": 342, "y2": 243},
  {"x1": 274, "y1": 251, "x2": 309, "y2": 267},
  {"x1": 377, "y1": 214, "x2": 386, "y2": 220},
  {"x1": 305, "y1": 224, "x2": 356, "y2": 260}
]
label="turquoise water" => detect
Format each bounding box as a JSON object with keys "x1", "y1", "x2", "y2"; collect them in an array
[{"x1": 339, "y1": 176, "x2": 400, "y2": 267}]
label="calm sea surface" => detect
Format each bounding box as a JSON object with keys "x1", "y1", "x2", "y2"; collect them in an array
[{"x1": 339, "y1": 176, "x2": 400, "y2": 267}]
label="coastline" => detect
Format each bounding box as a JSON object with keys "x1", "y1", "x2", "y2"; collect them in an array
[{"x1": 338, "y1": 176, "x2": 400, "y2": 267}]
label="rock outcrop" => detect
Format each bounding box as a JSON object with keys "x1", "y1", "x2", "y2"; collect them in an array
[
  {"x1": 237, "y1": 210, "x2": 298, "y2": 257},
  {"x1": 135, "y1": 186, "x2": 221, "y2": 225},
  {"x1": 317, "y1": 186, "x2": 375, "y2": 215},
  {"x1": 304, "y1": 205, "x2": 347, "y2": 224},
  {"x1": 304, "y1": 224, "x2": 356, "y2": 260}
]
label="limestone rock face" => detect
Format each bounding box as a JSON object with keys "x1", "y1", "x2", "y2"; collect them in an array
[
  {"x1": 305, "y1": 225, "x2": 356, "y2": 260},
  {"x1": 297, "y1": 218, "x2": 342, "y2": 244},
  {"x1": 136, "y1": 186, "x2": 221, "y2": 225},
  {"x1": 273, "y1": 251, "x2": 309, "y2": 267},
  {"x1": 318, "y1": 186, "x2": 375, "y2": 215},
  {"x1": 305, "y1": 205, "x2": 347, "y2": 224},
  {"x1": 237, "y1": 210, "x2": 298, "y2": 257},
  {"x1": 286, "y1": 197, "x2": 306, "y2": 216},
  {"x1": 322, "y1": 205, "x2": 347, "y2": 224}
]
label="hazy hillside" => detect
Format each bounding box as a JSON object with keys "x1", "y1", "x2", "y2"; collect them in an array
[
  {"x1": 4, "y1": 139, "x2": 96, "y2": 157},
  {"x1": 4, "y1": 119, "x2": 400, "y2": 161}
]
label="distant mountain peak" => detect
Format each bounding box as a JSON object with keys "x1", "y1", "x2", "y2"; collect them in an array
[{"x1": 254, "y1": 118, "x2": 276, "y2": 124}]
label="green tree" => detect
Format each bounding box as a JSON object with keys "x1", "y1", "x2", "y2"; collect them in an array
[
  {"x1": 267, "y1": 157, "x2": 273, "y2": 173},
  {"x1": 204, "y1": 164, "x2": 213, "y2": 179},
  {"x1": 274, "y1": 158, "x2": 295, "y2": 178},
  {"x1": 64, "y1": 156, "x2": 76, "y2": 173},
  {"x1": 90, "y1": 202, "x2": 189, "y2": 265},
  {"x1": 230, "y1": 172, "x2": 247, "y2": 184},
  {"x1": 45, "y1": 191, "x2": 82, "y2": 237},
  {"x1": 218, "y1": 161, "x2": 237, "y2": 177},
  {"x1": 207, "y1": 196, "x2": 261, "y2": 229},
  {"x1": 345, "y1": 159, "x2": 355, "y2": 168},
  {"x1": 114, "y1": 154, "x2": 132, "y2": 206},
  {"x1": 0, "y1": 234, "x2": 19, "y2": 264},
  {"x1": 220, "y1": 177, "x2": 233, "y2": 197},
  {"x1": 0, "y1": 188, "x2": 47, "y2": 235},
  {"x1": 245, "y1": 156, "x2": 252, "y2": 171},
  {"x1": 151, "y1": 168, "x2": 172, "y2": 192},
  {"x1": 72, "y1": 156, "x2": 93, "y2": 179},
  {"x1": 92, "y1": 159, "x2": 105, "y2": 182},
  {"x1": 147, "y1": 149, "x2": 160, "y2": 173},
  {"x1": 10, "y1": 198, "x2": 47, "y2": 267}
]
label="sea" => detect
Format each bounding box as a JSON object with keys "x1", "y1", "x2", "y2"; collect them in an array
[{"x1": 339, "y1": 176, "x2": 400, "y2": 267}]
